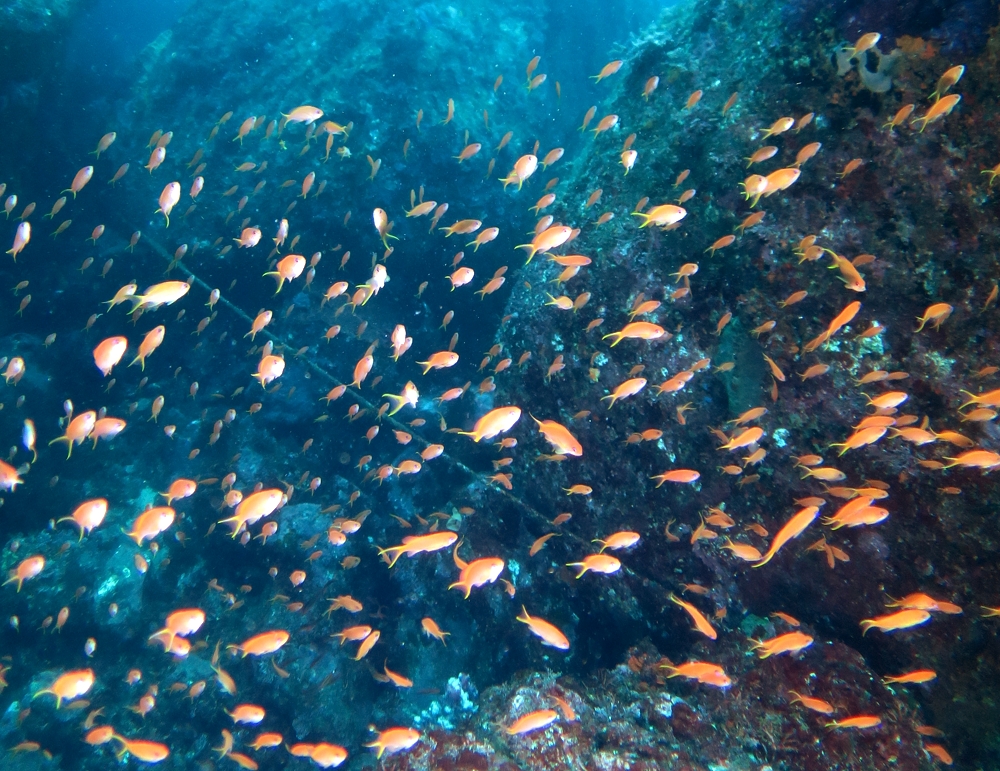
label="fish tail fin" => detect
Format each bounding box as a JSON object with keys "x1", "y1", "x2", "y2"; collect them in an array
[
  {"x1": 958, "y1": 390, "x2": 978, "y2": 410},
  {"x1": 46, "y1": 435, "x2": 74, "y2": 459},
  {"x1": 216, "y1": 515, "x2": 244, "y2": 537},
  {"x1": 382, "y1": 394, "x2": 406, "y2": 416},
  {"x1": 148, "y1": 629, "x2": 173, "y2": 650},
  {"x1": 378, "y1": 546, "x2": 404, "y2": 568}
]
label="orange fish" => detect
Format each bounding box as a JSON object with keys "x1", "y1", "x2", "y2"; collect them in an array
[
  {"x1": 593, "y1": 531, "x2": 640, "y2": 552},
  {"x1": 93, "y1": 336, "x2": 128, "y2": 377},
  {"x1": 591, "y1": 60, "x2": 623, "y2": 83},
  {"x1": 632, "y1": 204, "x2": 686, "y2": 228},
  {"x1": 601, "y1": 377, "x2": 647, "y2": 408},
  {"x1": 6, "y1": 222, "x2": 30, "y2": 259},
  {"x1": 515, "y1": 224, "x2": 572, "y2": 263},
  {"x1": 421, "y1": 617, "x2": 450, "y2": 645},
  {"x1": 467, "y1": 227, "x2": 499, "y2": 251},
  {"x1": 754, "y1": 507, "x2": 819, "y2": 567},
  {"x1": 505, "y1": 709, "x2": 559, "y2": 735},
  {"x1": 650, "y1": 469, "x2": 700, "y2": 487},
  {"x1": 517, "y1": 606, "x2": 570, "y2": 649},
  {"x1": 448, "y1": 552, "x2": 505, "y2": 598},
  {"x1": 825, "y1": 715, "x2": 882, "y2": 730},
  {"x1": 156, "y1": 181, "x2": 181, "y2": 227},
  {"x1": 63, "y1": 166, "x2": 94, "y2": 198},
  {"x1": 365, "y1": 727, "x2": 420, "y2": 758},
  {"x1": 915, "y1": 302, "x2": 953, "y2": 332},
  {"x1": 227, "y1": 630, "x2": 290, "y2": 656},
  {"x1": 661, "y1": 661, "x2": 731, "y2": 688},
  {"x1": 860, "y1": 609, "x2": 931, "y2": 635},
  {"x1": 591, "y1": 114, "x2": 619, "y2": 135},
  {"x1": 378, "y1": 531, "x2": 458, "y2": 568},
  {"x1": 149, "y1": 608, "x2": 205, "y2": 651},
  {"x1": 501, "y1": 154, "x2": 539, "y2": 191},
  {"x1": 57, "y1": 499, "x2": 108, "y2": 541},
  {"x1": 602, "y1": 322, "x2": 667, "y2": 347},
  {"x1": 760, "y1": 117, "x2": 795, "y2": 139},
  {"x1": 883, "y1": 669, "x2": 936, "y2": 684},
  {"x1": 643, "y1": 76, "x2": 659, "y2": 100},
  {"x1": 566, "y1": 553, "x2": 621, "y2": 578},
  {"x1": 458, "y1": 406, "x2": 521, "y2": 441},
  {"x1": 669, "y1": 594, "x2": 717, "y2": 639},
  {"x1": 751, "y1": 631, "x2": 813, "y2": 658},
  {"x1": 717, "y1": 426, "x2": 764, "y2": 451},
  {"x1": 416, "y1": 351, "x2": 459, "y2": 374},
  {"x1": 130, "y1": 326, "x2": 165, "y2": 370},
  {"x1": 2, "y1": 554, "x2": 43, "y2": 593},
  {"x1": 112, "y1": 737, "x2": 170, "y2": 763},
  {"x1": 264, "y1": 254, "x2": 305, "y2": 293},
  {"x1": 123, "y1": 506, "x2": 175, "y2": 545},
  {"x1": 788, "y1": 691, "x2": 834, "y2": 714},
  {"x1": 530, "y1": 415, "x2": 582, "y2": 457},
  {"x1": 911, "y1": 94, "x2": 961, "y2": 132},
  {"x1": 33, "y1": 669, "x2": 95, "y2": 708},
  {"x1": 218, "y1": 488, "x2": 284, "y2": 536},
  {"x1": 454, "y1": 143, "x2": 482, "y2": 163}
]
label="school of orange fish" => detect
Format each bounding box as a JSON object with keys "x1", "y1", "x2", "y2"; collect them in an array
[{"x1": 1, "y1": 28, "x2": 998, "y2": 768}]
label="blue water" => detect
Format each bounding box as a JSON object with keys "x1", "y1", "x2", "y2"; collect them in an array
[{"x1": 1, "y1": 0, "x2": 998, "y2": 768}]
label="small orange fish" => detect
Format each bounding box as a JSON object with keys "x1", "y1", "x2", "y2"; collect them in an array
[
  {"x1": 883, "y1": 669, "x2": 936, "y2": 684},
  {"x1": 227, "y1": 630, "x2": 289, "y2": 656},
  {"x1": 825, "y1": 715, "x2": 882, "y2": 730},
  {"x1": 566, "y1": 553, "x2": 620, "y2": 578},
  {"x1": 601, "y1": 378, "x2": 647, "y2": 408},
  {"x1": 591, "y1": 60, "x2": 623, "y2": 83},
  {"x1": 751, "y1": 631, "x2": 813, "y2": 658},
  {"x1": 860, "y1": 609, "x2": 931, "y2": 635},
  {"x1": 660, "y1": 661, "x2": 731, "y2": 688},
  {"x1": 421, "y1": 617, "x2": 450, "y2": 645},
  {"x1": 650, "y1": 469, "x2": 700, "y2": 487},
  {"x1": 669, "y1": 594, "x2": 717, "y2": 639},
  {"x1": 754, "y1": 507, "x2": 819, "y2": 567},
  {"x1": 788, "y1": 690, "x2": 834, "y2": 714}
]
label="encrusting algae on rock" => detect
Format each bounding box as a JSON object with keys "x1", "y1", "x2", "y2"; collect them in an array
[{"x1": 1, "y1": 0, "x2": 1000, "y2": 766}]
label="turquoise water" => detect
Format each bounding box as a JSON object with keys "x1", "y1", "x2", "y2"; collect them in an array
[{"x1": 1, "y1": 0, "x2": 999, "y2": 768}]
